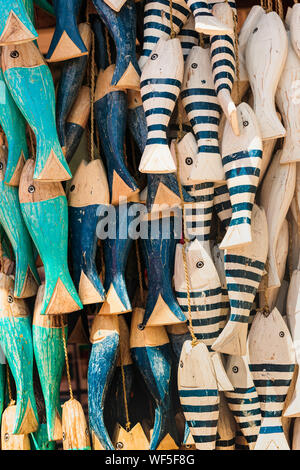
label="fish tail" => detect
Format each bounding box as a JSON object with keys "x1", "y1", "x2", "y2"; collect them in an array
[
  {"x1": 0, "y1": 4, "x2": 37, "y2": 45},
  {"x1": 150, "y1": 407, "x2": 179, "y2": 450},
  {"x1": 14, "y1": 394, "x2": 39, "y2": 435},
  {"x1": 46, "y1": 400, "x2": 62, "y2": 442},
  {"x1": 33, "y1": 137, "x2": 72, "y2": 182},
  {"x1": 255, "y1": 424, "x2": 290, "y2": 450},
  {"x1": 110, "y1": 168, "x2": 139, "y2": 205},
  {"x1": 190, "y1": 0, "x2": 233, "y2": 35},
  {"x1": 255, "y1": 105, "x2": 286, "y2": 140},
  {"x1": 65, "y1": 122, "x2": 85, "y2": 164},
  {"x1": 99, "y1": 278, "x2": 131, "y2": 315},
  {"x1": 144, "y1": 293, "x2": 186, "y2": 327},
  {"x1": 41, "y1": 270, "x2": 83, "y2": 315},
  {"x1": 267, "y1": 248, "x2": 281, "y2": 289},
  {"x1": 280, "y1": 145, "x2": 300, "y2": 164},
  {"x1": 46, "y1": 27, "x2": 88, "y2": 63},
  {"x1": 219, "y1": 220, "x2": 252, "y2": 250},
  {"x1": 212, "y1": 321, "x2": 248, "y2": 356},
  {"x1": 139, "y1": 143, "x2": 176, "y2": 174},
  {"x1": 13, "y1": 250, "x2": 39, "y2": 299},
  {"x1": 111, "y1": 56, "x2": 140, "y2": 90},
  {"x1": 78, "y1": 268, "x2": 106, "y2": 305}
]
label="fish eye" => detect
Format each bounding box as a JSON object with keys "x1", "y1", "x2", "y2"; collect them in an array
[
  {"x1": 10, "y1": 50, "x2": 19, "y2": 59},
  {"x1": 7, "y1": 295, "x2": 13, "y2": 303},
  {"x1": 196, "y1": 261, "x2": 204, "y2": 269},
  {"x1": 253, "y1": 27, "x2": 258, "y2": 34},
  {"x1": 137, "y1": 323, "x2": 145, "y2": 331},
  {"x1": 180, "y1": 360, "x2": 184, "y2": 368},
  {"x1": 191, "y1": 63, "x2": 198, "y2": 69},
  {"x1": 28, "y1": 185, "x2": 35, "y2": 193},
  {"x1": 116, "y1": 441, "x2": 124, "y2": 449},
  {"x1": 62, "y1": 432, "x2": 66, "y2": 441},
  {"x1": 0, "y1": 162, "x2": 3, "y2": 170},
  {"x1": 185, "y1": 157, "x2": 193, "y2": 165},
  {"x1": 151, "y1": 53, "x2": 158, "y2": 60},
  {"x1": 201, "y1": 80, "x2": 206, "y2": 84},
  {"x1": 243, "y1": 121, "x2": 249, "y2": 127},
  {"x1": 70, "y1": 185, "x2": 75, "y2": 192},
  {"x1": 232, "y1": 366, "x2": 239, "y2": 373},
  {"x1": 4, "y1": 433, "x2": 9, "y2": 442},
  {"x1": 279, "y1": 331, "x2": 285, "y2": 338}
]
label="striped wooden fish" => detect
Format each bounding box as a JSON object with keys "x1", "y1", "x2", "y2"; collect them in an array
[
  {"x1": 213, "y1": 184, "x2": 232, "y2": 231},
  {"x1": 0, "y1": 68, "x2": 28, "y2": 186},
  {"x1": 187, "y1": 0, "x2": 232, "y2": 35},
  {"x1": 139, "y1": 37, "x2": 183, "y2": 174},
  {"x1": 245, "y1": 12, "x2": 288, "y2": 140},
  {"x1": 181, "y1": 46, "x2": 224, "y2": 183},
  {"x1": 178, "y1": 340, "x2": 219, "y2": 450},
  {"x1": 212, "y1": 204, "x2": 268, "y2": 356},
  {"x1": 212, "y1": 243, "x2": 230, "y2": 330},
  {"x1": 248, "y1": 308, "x2": 296, "y2": 450},
  {"x1": 178, "y1": 14, "x2": 199, "y2": 62},
  {"x1": 219, "y1": 102, "x2": 262, "y2": 250},
  {"x1": 225, "y1": 354, "x2": 262, "y2": 449},
  {"x1": 210, "y1": 2, "x2": 239, "y2": 136},
  {"x1": 130, "y1": 308, "x2": 179, "y2": 449},
  {"x1": 2, "y1": 42, "x2": 72, "y2": 182},
  {"x1": 19, "y1": 159, "x2": 83, "y2": 315},
  {"x1": 139, "y1": 0, "x2": 190, "y2": 69},
  {"x1": 0, "y1": 0, "x2": 38, "y2": 45},
  {"x1": 260, "y1": 151, "x2": 296, "y2": 289},
  {"x1": 141, "y1": 214, "x2": 186, "y2": 326}
]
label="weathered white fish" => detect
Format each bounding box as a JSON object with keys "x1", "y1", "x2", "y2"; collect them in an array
[
  {"x1": 245, "y1": 12, "x2": 288, "y2": 140},
  {"x1": 213, "y1": 183, "x2": 232, "y2": 231},
  {"x1": 187, "y1": 0, "x2": 233, "y2": 35},
  {"x1": 248, "y1": 308, "x2": 296, "y2": 450}
]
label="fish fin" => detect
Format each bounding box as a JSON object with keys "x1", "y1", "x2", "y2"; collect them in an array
[
  {"x1": 150, "y1": 409, "x2": 179, "y2": 450},
  {"x1": 254, "y1": 429, "x2": 290, "y2": 450},
  {"x1": 44, "y1": 276, "x2": 82, "y2": 315},
  {"x1": 113, "y1": 423, "x2": 150, "y2": 450},
  {"x1": 190, "y1": 153, "x2": 225, "y2": 183},
  {"x1": 211, "y1": 352, "x2": 233, "y2": 391},
  {"x1": 111, "y1": 170, "x2": 139, "y2": 205},
  {"x1": 152, "y1": 182, "x2": 184, "y2": 208},
  {"x1": 212, "y1": 322, "x2": 248, "y2": 356},
  {"x1": 78, "y1": 270, "x2": 106, "y2": 305},
  {"x1": 255, "y1": 108, "x2": 286, "y2": 140},
  {"x1": 114, "y1": 62, "x2": 140, "y2": 91},
  {"x1": 99, "y1": 284, "x2": 131, "y2": 315},
  {"x1": 5, "y1": 150, "x2": 26, "y2": 186},
  {"x1": 139, "y1": 144, "x2": 176, "y2": 174},
  {"x1": 34, "y1": 149, "x2": 72, "y2": 182},
  {"x1": 145, "y1": 294, "x2": 186, "y2": 327},
  {"x1": 219, "y1": 222, "x2": 252, "y2": 250},
  {"x1": 0, "y1": 11, "x2": 37, "y2": 45},
  {"x1": 46, "y1": 30, "x2": 88, "y2": 62},
  {"x1": 17, "y1": 266, "x2": 39, "y2": 299},
  {"x1": 14, "y1": 398, "x2": 39, "y2": 435},
  {"x1": 46, "y1": 408, "x2": 62, "y2": 441}
]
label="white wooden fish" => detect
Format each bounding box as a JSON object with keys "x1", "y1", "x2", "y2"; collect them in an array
[
  {"x1": 259, "y1": 136, "x2": 278, "y2": 185},
  {"x1": 181, "y1": 46, "x2": 224, "y2": 183},
  {"x1": 187, "y1": 0, "x2": 233, "y2": 36},
  {"x1": 276, "y1": 33, "x2": 300, "y2": 165},
  {"x1": 245, "y1": 12, "x2": 288, "y2": 140},
  {"x1": 212, "y1": 204, "x2": 268, "y2": 356},
  {"x1": 139, "y1": 37, "x2": 183, "y2": 174},
  {"x1": 171, "y1": 131, "x2": 198, "y2": 186},
  {"x1": 290, "y1": 3, "x2": 300, "y2": 60},
  {"x1": 248, "y1": 308, "x2": 296, "y2": 450},
  {"x1": 212, "y1": 243, "x2": 230, "y2": 331},
  {"x1": 225, "y1": 354, "x2": 261, "y2": 450},
  {"x1": 213, "y1": 183, "x2": 232, "y2": 230},
  {"x1": 260, "y1": 150, "x2": 296, "y2": 289},
  {"x1": 219, "y1": 102, "x2": 262, "y2": 250}
]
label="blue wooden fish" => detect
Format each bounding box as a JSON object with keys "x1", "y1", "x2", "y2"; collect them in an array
[
  {"x1": 94, "y1": 64, "x2": 139, "y2": 205},
  {"x1": 139, "y1": 37, "x2": 183, "y2": 174},
  {"x1": 139, "y1": 0, "x2": 190, "y2": 69},
  {"x1": 220, "y1": 103, "x2": 262, "y2": 250},
  {"x1": 68, "y1": 159, "x2": 109, "y2": 305},
  {"x1": 92, "y1": 0, "x2": 140, "y2": 90},
  {"x1": 0, "y1": 68, "x2": 29, "y2": 186},
  {"x1": 212, "y1": 205, "x2": 268, "y2": 356},
  {"x1": 88, "y1": 315, "x2": 120, "y2": 450},
  {"x1": 56, "y1": 23, "x2": 91, "y2": 152},
  {"x1": 46, "y1": 0, "x2": 88, "y2": 62},
  {"x1": 0, "y1": 273, "x2": 39, "y2": 435},
  {"x1": 91, "y1": 14, "x2": 109, "y2": 71},
  {"x1": 32, "y1": 284, "x2": 67, "y2": 441},
  {"x1": 98, "y1": 203, "x2": 135, "y2": 315},
  {"x1": 130, "y1": 307, "x2": 179, "y2": 449},
  {"x1": 0, "y1": 147, "x2": 39, "y2": 298},
  {"x1": 65, "y1": 86, "x2": 91, "y2": 164},
  {"x1": 2, "y1": 42, "x2": 72, "y2": 182},
  {"x1": 0, "y1": 0, "x2": 38, "y2": 45},
  {"x1": 19, "y1": 158, "x2": 83, "y2": 315},
  {"x1": 140, "y1": 214, "x2": 186, "y2": 326}
]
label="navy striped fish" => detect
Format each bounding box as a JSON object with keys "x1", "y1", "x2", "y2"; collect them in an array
[
  {"x1": 181, "y1": 46, "x2": 224, "y2": 183},
  {"x1": 225, "y1": 354, "x2": 261, "y2": 449},
  {"x1": 248, "y1": 308, "x2": 296, "y2": 450},
  {"x1": 212, "y1": 205, "x2": 268, "y2": 356},
  {"x1": 187, "y1": 0, "x2": 233, "y2": 35},
  {"x1": 213, "y1": 183, "x2": 232, "y2": 231},
  {"x1": 220, "y1": 103, "x2": 262, "y2": 250},
  {"x1": 178, "y1": 341, "x2": 220, "y2": 449},
  {"x1": 178, "y1": 14, "x2": 199, "y2": 61},
  {"x1": 139, "y1": 0, "x2": 190, "y2": 69},
  {"x1": 212, "y1": 243, "x2": 230, "y2": 331},
  {"x1": 210, "y1": 2, "x2": 238, "y2": 135},
  {"x1": 139, "y1": 37, "x2": 184, "y2": 174}
]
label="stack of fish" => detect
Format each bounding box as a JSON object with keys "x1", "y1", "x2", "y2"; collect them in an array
[{"x1": 0, "y1": 0, "x2": 300, "y2": 452}]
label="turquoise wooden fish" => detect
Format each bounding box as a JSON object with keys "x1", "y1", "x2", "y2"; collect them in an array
[
  {"x1": 0, "y1": 147, "x2": 39, "y2": 298},
  {"x1": 33, "y1": 284, "x2": 67, "y2": 441},
  {"x1": 0, "y1": 68, "x2": 29, "y2": 186},
  {"x1": 0, "y1": 0, "x2": 38, "y2": 45},
  {"x1": 2, "y1": 42, "x2": 72, "y2": 182},
  {"x1": 30, "y1": 424, "x2": 56, "y2": 450},
  {"x1": 0, "y1": 273, "x2": 39, "y2": 435},
  {"x1": 19, "y1": 158, "x2": 83, "y2": 315}
]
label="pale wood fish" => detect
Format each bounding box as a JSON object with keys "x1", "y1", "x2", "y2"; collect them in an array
[
  {"x1": 62, "y1": 398, "x2": 91, "y2": 450},
  {"x1": 248, "y1": 308, "x2": 296, "y2": 450},
  {"x1": 212, "y1": 243, "x2": 230, "y2": 330},
  {"x1": 258, "y1": 136, "x2": 278, "y2": 185},
  {"x1": 212, "y1": 205, "x2": 268, "y2": 356},
  {"x1": 220, "y1": 102, "x2": 262, "y2": 250},
  {"x1": 1, "y1": 406, "x2": 31, "y2": 450},
  {"x1": 290, "y1": 3, "x2": 300, "y2": 60},
  {"x1": 187, "y1": 0, "x2": 233, "y2": 36},
  {"x1": 260, "y1": 150, "x2": 296, "y2": 289},
  {"x1": 276, "y1": 32, "x2": 300, "y2": 164},
  {"x1": 245, "y1": 12, "x2": 288, "y2": 140}
]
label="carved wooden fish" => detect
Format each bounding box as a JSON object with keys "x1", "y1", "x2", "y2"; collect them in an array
[
  {"x1": 0, "y1": 0, "x2": 38, "y2": 45},
  {"x1": 187, "y1": 0, "x2": 233, "y2": 35}
]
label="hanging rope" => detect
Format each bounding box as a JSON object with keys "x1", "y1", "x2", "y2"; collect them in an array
[
  {"x1": 90, "y1": 32, "x2": 96, "y2": 161},
  {"x1": 232, "y1": 9, "x2": 241, "y2": 104},
  {"x1": 60, "y1": 315, "x2": 73, "y2": 401},
  {"x1": 105, "y1": 27, "x2": 112, "y2": 66},
  {"x1": 267, "y1": 0, "x2": 273, "y2": 13},
  {"x1": 118, "y1": 318, "x2": 131, "y2": 432},
  {"x1": 275, "y1": 0, "x2": 283, "y2": 19}
]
